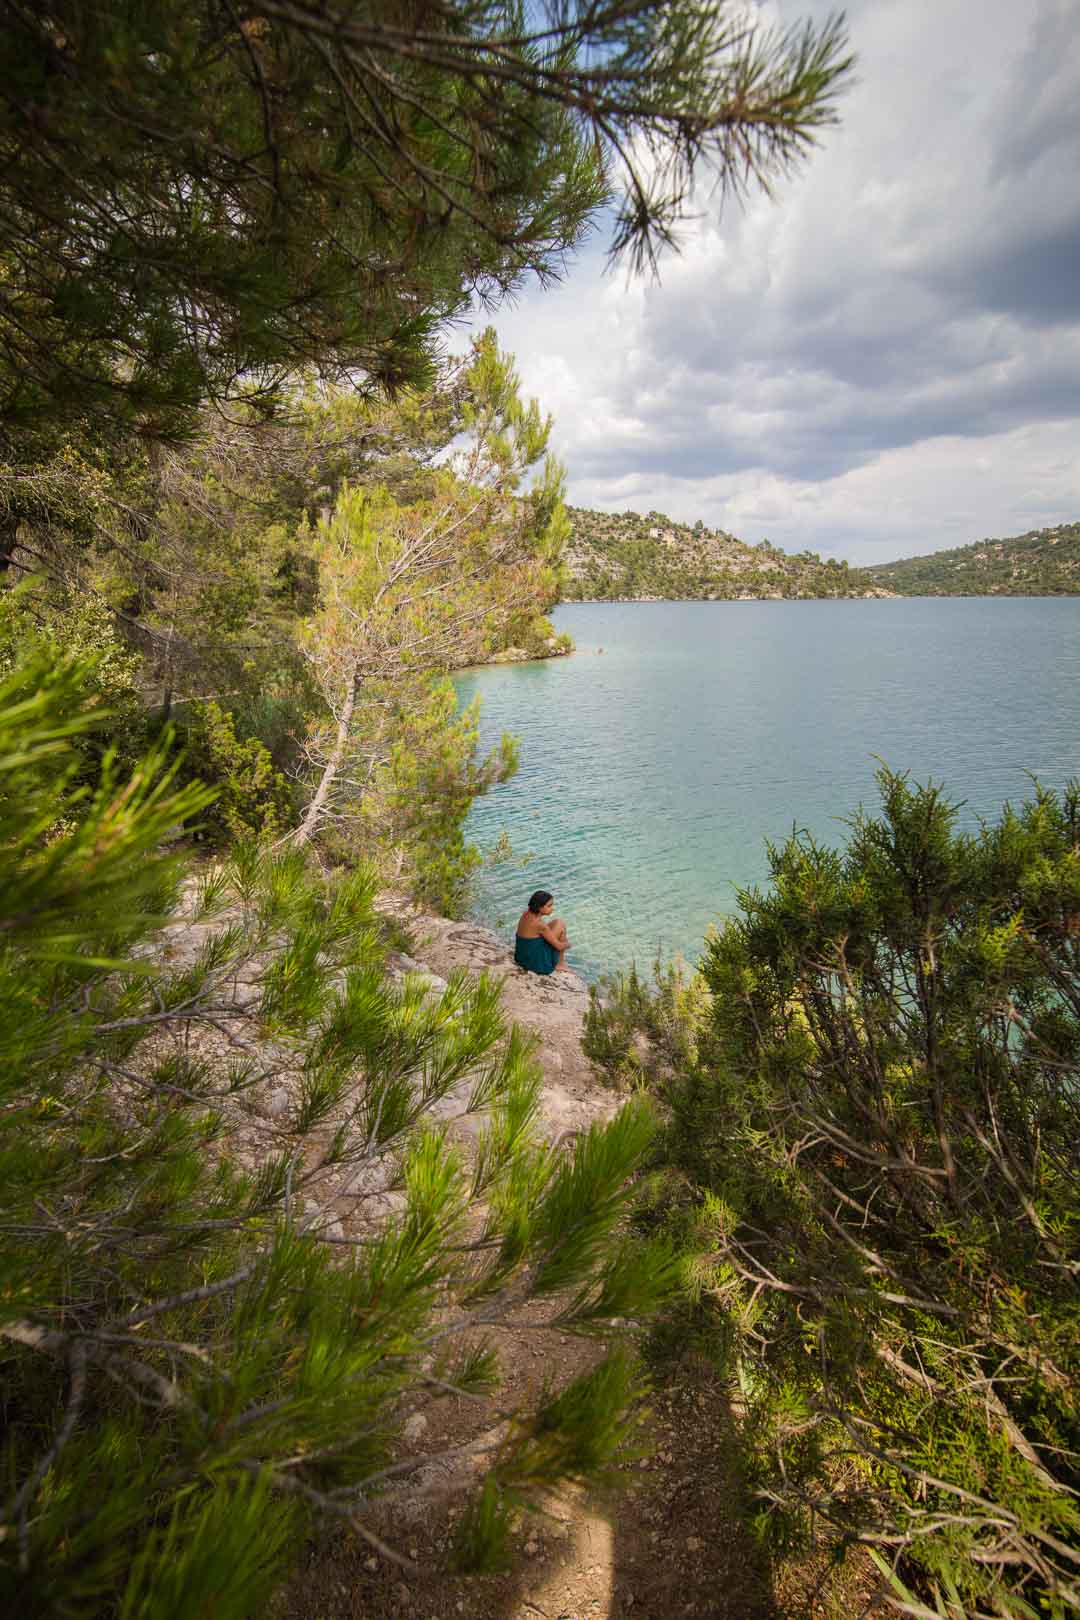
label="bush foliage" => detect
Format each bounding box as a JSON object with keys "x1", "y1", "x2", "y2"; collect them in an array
[
  {"x1": 590, "y1": 772, "x2": 1080, "y2": 1616},
  {"x1": 176, "y1": 699, "x2": 294, "y2": 845},
  {"x1": 0, "y1": 655, "x2": 680, "y2": 1613},
  {"x1": 583, "y1": 955, "x2": 707, "y2": 1088}
]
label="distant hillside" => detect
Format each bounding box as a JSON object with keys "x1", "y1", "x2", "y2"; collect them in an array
[
  {"x1": 862, "y1": 521, "x2": 1080, "y2": 596},
  {"x1": 561, "y1": 507, "x2": 881, "y2": 601}
]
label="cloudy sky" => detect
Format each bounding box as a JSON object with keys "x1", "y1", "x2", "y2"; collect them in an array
[{"x1": 482, "y1": 0, "x2": 1080, "y2": 565}]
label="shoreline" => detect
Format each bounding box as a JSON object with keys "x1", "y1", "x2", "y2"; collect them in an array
[
  {"x1": 560, "y1": 591, "x2": 890, "y2": 603},
  {"x1": 558, "y1": 590, "x2": 1079, "y2": 603},
  {"x1": 453, "y1": 641, "x2": 572, "y2": 675}
]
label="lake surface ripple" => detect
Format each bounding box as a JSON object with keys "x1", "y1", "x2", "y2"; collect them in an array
[{"x1": 453, "y1": 599, "x2": 1080, "y2": 982}]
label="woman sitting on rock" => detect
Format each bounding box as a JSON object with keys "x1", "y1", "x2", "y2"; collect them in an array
[{"x1": 514, "y1": 890, "x2": 570, "y2": 976}]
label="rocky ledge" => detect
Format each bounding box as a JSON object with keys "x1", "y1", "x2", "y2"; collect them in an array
[{"x1": 377, "y1": 898, "x2": 612, "y2": 1144}]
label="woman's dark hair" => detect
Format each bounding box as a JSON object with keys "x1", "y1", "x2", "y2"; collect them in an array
[{"x1": 527, "y1": 890, "x2": 553, "y2": 914}]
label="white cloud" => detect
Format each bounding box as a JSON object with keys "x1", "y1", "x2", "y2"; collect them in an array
[{"x1": 478, "y1": 0, "x2": 1080, "y2": 562}]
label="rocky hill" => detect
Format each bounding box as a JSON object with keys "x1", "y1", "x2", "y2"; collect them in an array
[
  {"x1": 861, "y1": 521, "x2": 1080, "y2": 596},
  {"x1": 561, "y1": 506, "x2": 881, "y2": 601}
]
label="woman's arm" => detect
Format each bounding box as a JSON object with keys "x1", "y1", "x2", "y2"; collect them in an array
[{"x1": 539, "y1": 920, "x2": 569, "y2": 948}]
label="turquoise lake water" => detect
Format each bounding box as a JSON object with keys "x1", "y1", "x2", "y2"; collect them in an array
[{"x1": 453, "y1": 599, "x2": 1080, "y2": 982}]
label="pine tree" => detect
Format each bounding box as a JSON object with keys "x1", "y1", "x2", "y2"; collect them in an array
[
  {"x1": 0, "y1": 650, "x2": 678, "y2": 1614},
  {"x1": 658, "y1": 769, "x2": 1080, "y2": 1616},
  {"x1": 0, "y1": 336, "x2": 570, "y2": 901},
  {"x1": 0, "y1": 0, "x2": 852, "y2": 448},
  {"x1": 292, "y1": 330, "x2": 567, "y2": 848}
]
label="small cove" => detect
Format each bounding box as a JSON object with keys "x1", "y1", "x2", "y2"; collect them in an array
[{"x1": 454, "y1": 598, "x2": 1080, "y2": 982}]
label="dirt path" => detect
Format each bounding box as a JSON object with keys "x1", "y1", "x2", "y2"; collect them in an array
[{"x1": 277, "y1": 905, "x2": 877, "y2": 1620}]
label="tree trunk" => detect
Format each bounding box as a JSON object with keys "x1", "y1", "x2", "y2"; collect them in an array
[{"x1": 291, "y1": 666, "x2": 359, "y2": 846}]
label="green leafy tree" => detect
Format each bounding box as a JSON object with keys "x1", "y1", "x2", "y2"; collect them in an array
[
  {"x1": 0, "y1": 0, "x2": 852, "y2": 449},
  {"x1": 177, "y1": 698, "x2": 294, "y2": 843},
  {"x1": 0, "y1": 652, "x2": 678, "y2": 1613},
  {"x1": 0, "y1": 584, "x2": 149, "y2": 784},
  {"x1": 292, "y1": 331, "x2": 566, "y2": 847},
  {"x1": 1, "y1": 336, "x2": 563, "y2": 715},
  {"x1": 0, "y1": 340, "x2": 571, "y2": 905},
  {"x1": 658, "y1": 770, "x2": 1080, "y2": 1616},
  {"x1": 358, "y1": 676, "x2": 520, "y2": 917}
]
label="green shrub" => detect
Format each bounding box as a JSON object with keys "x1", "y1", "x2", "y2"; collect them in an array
[
  {"x1": 0, "y1": 651, "x2": 677, "y2": 1614},
  {"x1": 582, "y1": 979, "x2": 638, "y2": 1082},
  {"x1": 0, "y1": 588, "x2": 148, "y2": 783},
  {"x1": 583, "y1": 955, "x2": 708, "y2": 1087},
  {"x1": 177, "y1": 698, "x2": 294, "y2": 842},
  {"x1": 657, "y1": 769, "x2": 1080, "y2": 1616}
]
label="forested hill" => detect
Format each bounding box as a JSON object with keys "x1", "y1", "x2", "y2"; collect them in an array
[
  {"x1": 862, "y1": 521, "x2": 1080, "y2": 595},
  {"x1": 562, "y1": 508, "x2": 1080, "y2": 602},
  {"x1": 562, "y1": 506, "x2": 879, "y2": 600}
]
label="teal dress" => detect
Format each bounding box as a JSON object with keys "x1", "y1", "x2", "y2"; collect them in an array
[{"x1": 514, "y1": 932, "x2": 559, "y2": 976}]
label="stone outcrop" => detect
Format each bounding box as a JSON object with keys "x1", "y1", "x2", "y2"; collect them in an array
[
  {"x1": 377, "y1": 897, "x2": 612, "y2": 1146},
  {"x1": 133, "y1": 879, "x2": 615, "y2": 1325}
]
